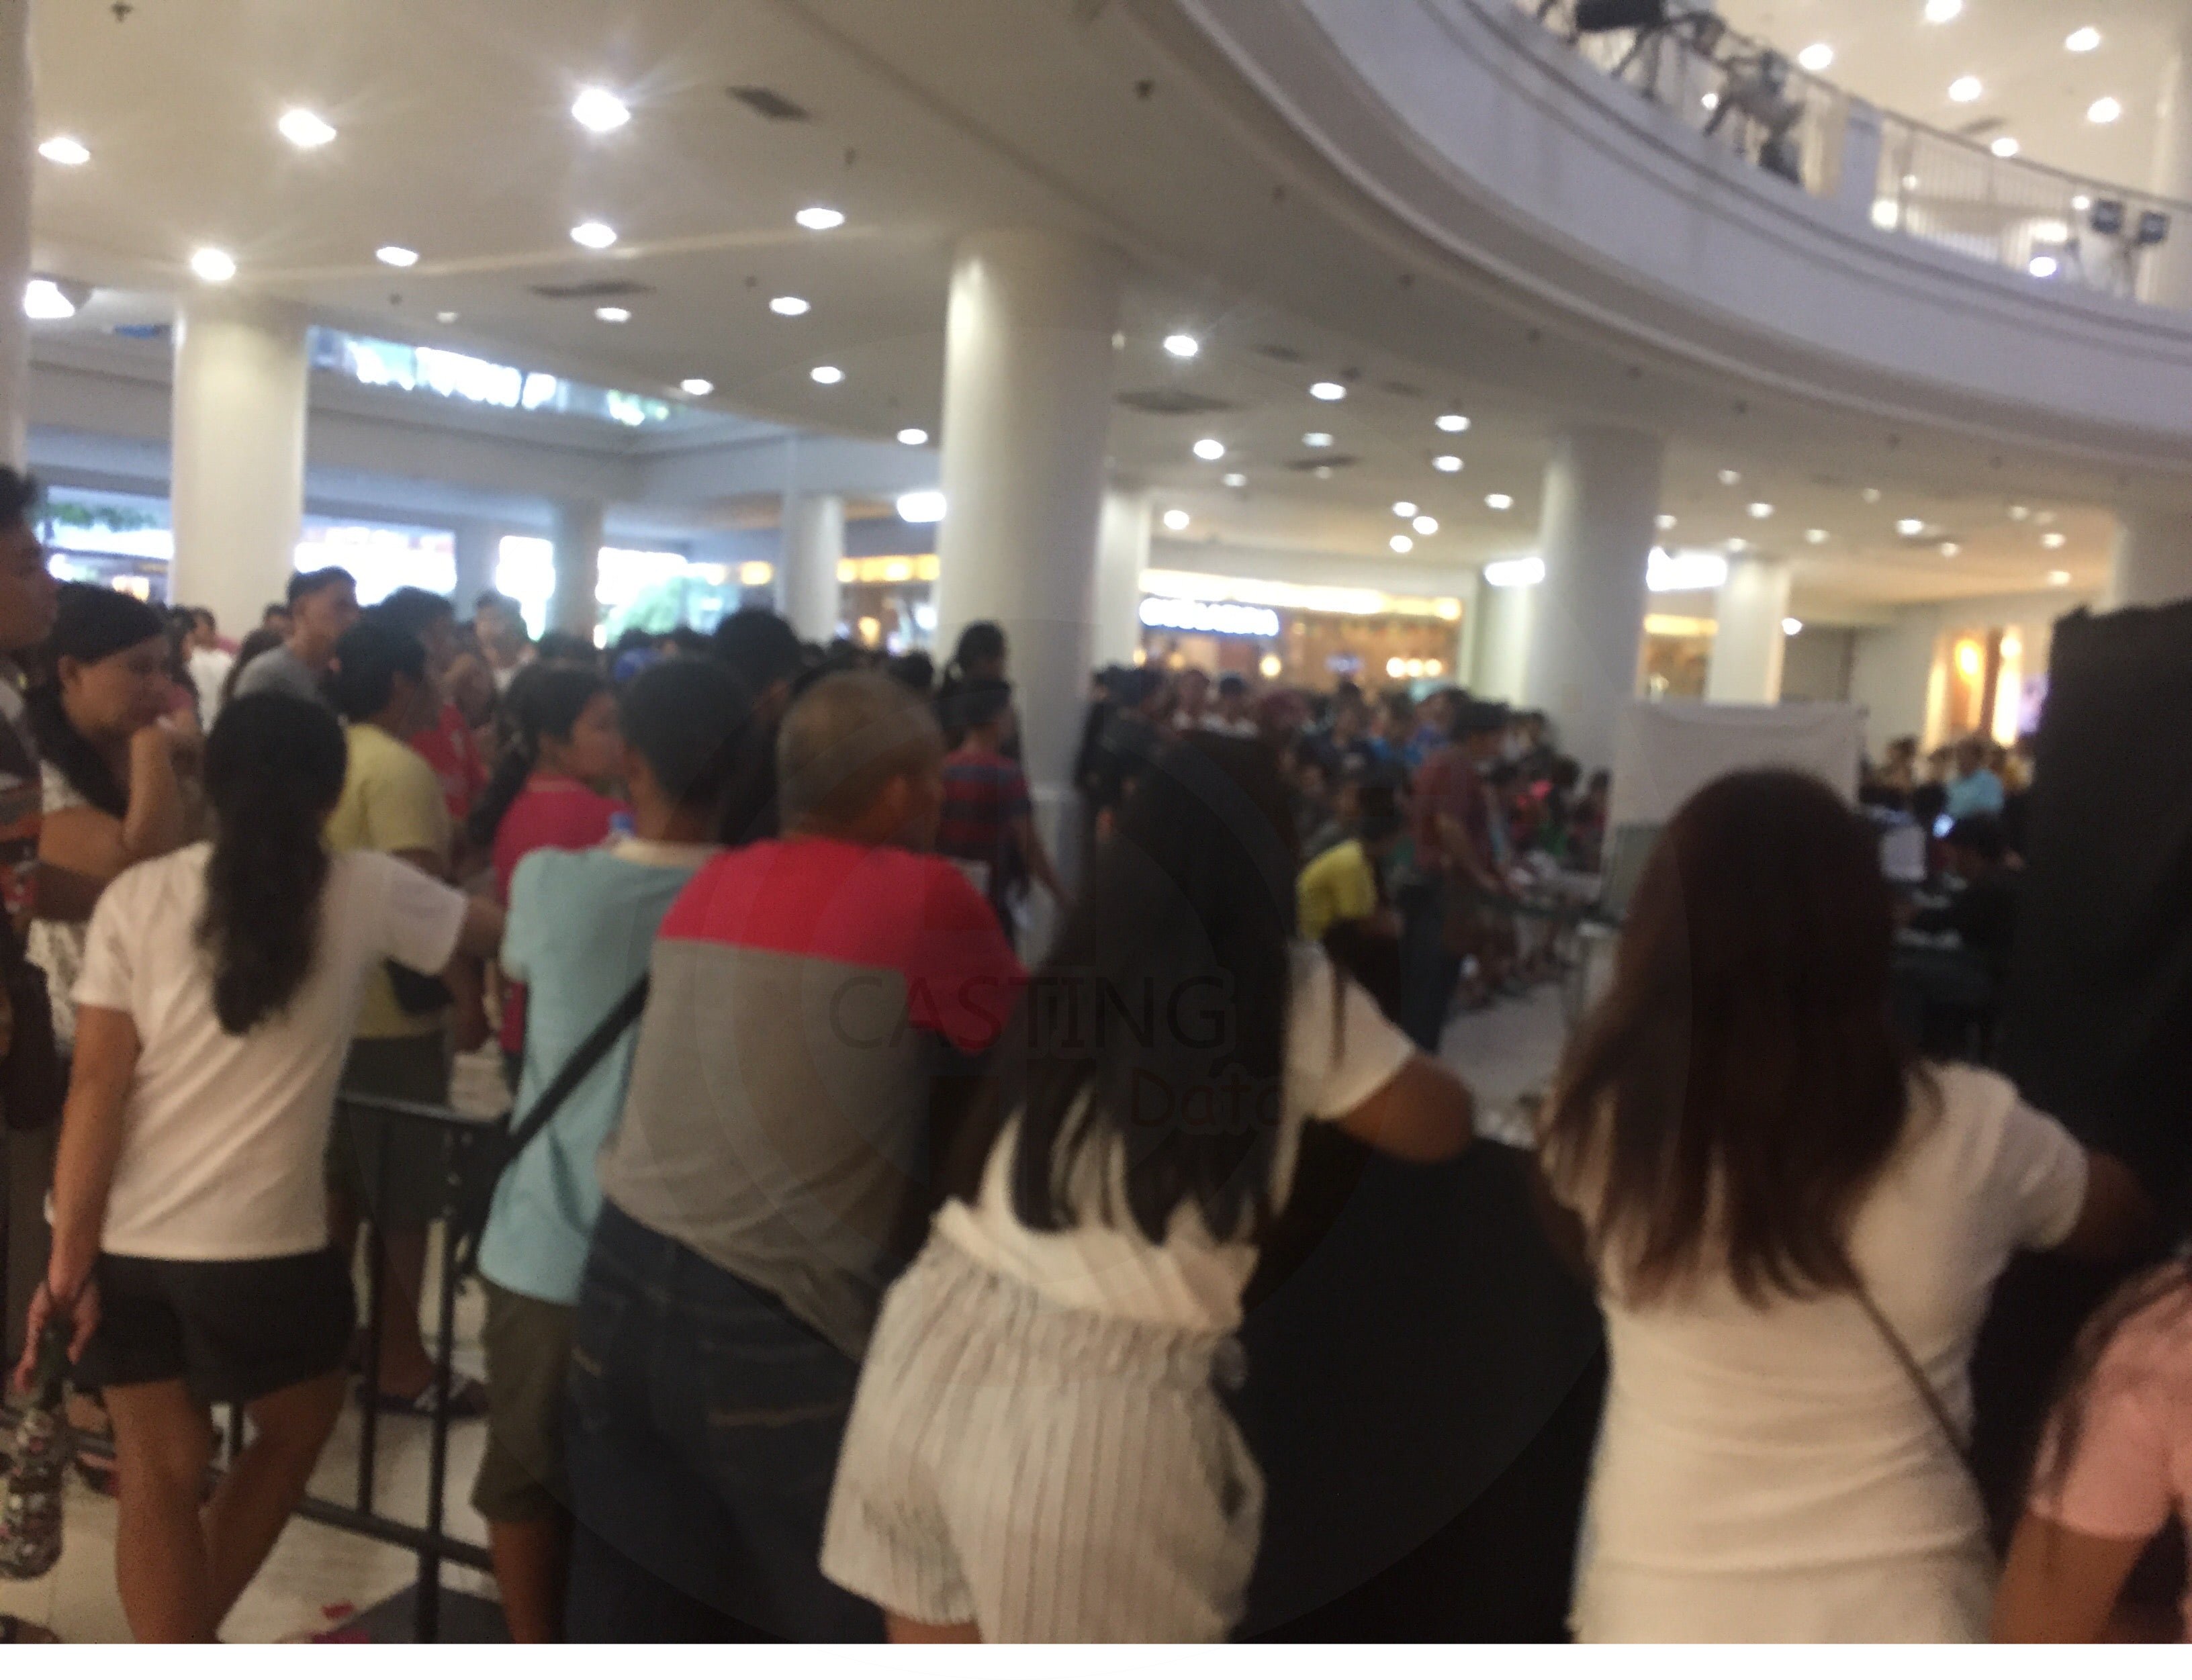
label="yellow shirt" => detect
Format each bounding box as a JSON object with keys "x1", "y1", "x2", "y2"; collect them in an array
[
  {"x1": 326, "y1": 722, "x2": 452, "y2": 1039},
  {"x1": 1298, "y1": 839, "x2": 1379, "y2": 942}
]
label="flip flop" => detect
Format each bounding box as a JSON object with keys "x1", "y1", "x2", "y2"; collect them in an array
[{"x1": 359, "y1": 1375, "x2": 490, "y2": 1419}]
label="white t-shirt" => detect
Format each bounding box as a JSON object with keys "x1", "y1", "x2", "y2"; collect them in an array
[
  {"x1": 76, "y1": 843, "x2": 470, "y2": 1261},
  {"x1": 937, "y1": 943, "x2": 1416, "y2": 1333},
  {"x1": 1564, "y1": 1064, "x2": 2087, "y2": 1614}
]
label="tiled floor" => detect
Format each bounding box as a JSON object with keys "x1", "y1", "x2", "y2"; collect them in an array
[{"x1": 2, "y1": 983, "x2": 1575, "y2": 1644}]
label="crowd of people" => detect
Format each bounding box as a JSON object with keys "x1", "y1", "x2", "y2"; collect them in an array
[{"x1": 0, "y1": 458, "x2": 2185, "y2": 1644}]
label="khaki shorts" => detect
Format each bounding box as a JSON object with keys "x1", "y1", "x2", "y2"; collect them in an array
[{"x1": 472, "y1": 1279, "x2": 576, "y2": 1525}]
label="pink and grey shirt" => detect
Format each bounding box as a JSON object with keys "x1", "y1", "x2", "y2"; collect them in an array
[{"x1": 596, "y1": 835, "x2": 1025, "y2": 1356}]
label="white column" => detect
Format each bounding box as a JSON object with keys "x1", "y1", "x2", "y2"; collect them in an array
[
  {"x1": 549, "y1": 500, "x2": 604, "y2": 639},
  {"x1": 1706, "y1": 555, "x2": 1794, "y2": 702},
  {"x1": 2107, "y1": 502, "x2": 2192, "y2": 607},
  {"x1": 2149, "y1": 24, "x2": 2192, "y2": 311},
  {"x1": 1523, "y1": 426, "x2": 1664, "y2": 772},
  {"x1": 1469, "y1": 567, "x2": 1537, "y2": 704},
  {"x1": 169, "y1": 294, "x2": 310, "y2": 635},
  {"x1": 934, "y1": 229, "x2": 1123, "y2": 804},
  {"x1": 778, "y1": 492, "x2": 845, "y2": 645},
  {"x1": 0, "y1": 0, "x2": 30, "y2": 467},
  {"x1": 451, "y1": 517, "x2": 500, "y2": 613},
  {"x1": 1092, "y1": 484, "x2": 1150, "y2": 670}
]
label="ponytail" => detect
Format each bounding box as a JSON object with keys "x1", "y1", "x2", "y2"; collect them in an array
[
  {"x1": 467, "y1": 663, "x2": 608, "y2": 852},
  {"x1": 197, "y1": 696, "x2": 349, "y2": 1035}
]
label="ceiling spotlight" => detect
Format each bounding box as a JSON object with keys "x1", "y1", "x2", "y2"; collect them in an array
[
  {"x1": 1162, "y1": 333, "x2": 1200, "y2": 359},
  {"x1": 1782, "y1": 618, "x2": 1805, "y2": 637},
  {"x1": 1412, "y1": 515, "x2": 1440, "y2": 536},
  {"x1": 375, "y1": 245, "x2": 419, "y2": 268},
  {"x1": 596, "y1": 306, "x2": 631, "y2": 323},
  {"x1": 1435, "y1": 413, "x2": 1470, "y2": 432},
  {"x1": 1309, "y1": 381, "x2": 1346, "y2": 402},
  {"x1": 680, "y1": 379, "x2": 715, "y2": 397},
  {"x1": 436, "y1": 310, "x2": 460, "y2": 324},
  {"x1": 1939, "y1": 541, "x2": 1962, "y2": 557},
  {"x1": 1222, "y1": 472, "x2": 1246, "y2": 488},
  {"x1": 1656, "y1": 514, "x2": 1678, "y2": 530},
  {"x1": 1303, "y1": 432, "x2": 1334, "y2": 449},
  {"x1": 1162, "y1": 508, "x2": 1191, "y2": 532},
  {"x1": 897, "y1": 427, "x2": 929, "y2": 447},
  {"x1": 1896, "y1": 517, "x2": 1925, "y2": 536},
  {"x1": 1432, "y1": 455, "x2": 1463, "y2": 473},
  {"x1": 277, "y1": 107, "x2": 338, "y2": 150},
  {"x1": 21, "y1": 279, "x2": 78, "y2": 321},
  {"x1": 1485, "y1": 557, "x2": 1544, "y2": 588},
  {"x1": 1193, "y1": 438, "x2": 1226, "y2": 462},
  {"x1": 1702, "y1": 91, "x2": 1721, "y2": 111},
  {"x1": 1862, "y1": 487, "x2": 1882, "y2": 504},
  {"x1": 897, "y1": 489, "x2": 947, "y2": 524},
  {"x1": 1991, "y1": 137, "x2": 2021, "y2": 158},
  {"x1": 2046, "y1": 568, "x2": 2072, "y2": 585},
  {"x1": 2089, "y1": 97, "x2": 2123, "y2": 124},
  {"x1": 795, "y1": 206, "x2": 846, "y2": 231},
  {"x1": 1486, "y1": 493, "x2": 1514, "y2": 511},
  {"x1": 189, "y1": 246, "x2": 237, "y2": 284},
  {"x1": 1807, "y1": 528, "x2": 1829, "y2": 544},
  {"x1": 1393, "y1": 501, "x2": 1419, "y2": 518},
  {"x1": 1923, "y1": 0, "x2": 1962, "y2": 22},
  {"x1": 1389, "y1": 534, "x2": 1415, "y2": 555},
  {"x1": 1797, "y1": 43, "x2": 1834, "y2": 73},
  {"x1": 809, "y1": 365, "x2": 843, "y2": 385},
  {"x1": 2028, "y1": 255, "x2": 2060, "y2": 279},
  {"x1": 2066, "y1": 27, "x2": 2101, "y2": 54},
  {"x1": 571, "y1": 87, "x2": 631, "y2": 134},
  {"x1": 769, "y1": 295, "x2": 811, "y2": 317},
  {"x1": 37, "y1": 136, "x2": 89, "y2": 167},
  {"x1": 1747, "y1": 502, "x2": 1774, "y2": 519},
  {"x1": 570, "y1": 220, "x2": 618, "y2": 249},
  {"x1": 1949, "y1": 76, "x2": 1982, "y2": 104},
  {"x1": 1717, "y1": 467, "x2": 1741, "y2": 486},
  {"x1": 2042, "y1": 532, "x2": 2068, "y2": 549}
]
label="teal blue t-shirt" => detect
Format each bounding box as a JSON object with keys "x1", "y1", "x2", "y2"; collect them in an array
[{"x1": 477, "y1": 840, "x2": 715, "y2": 1305}]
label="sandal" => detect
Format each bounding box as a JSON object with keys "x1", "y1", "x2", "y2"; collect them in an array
[
  {"x1": 0, "y1": 1615, "x2": 60, "y2": 1643},
  {"x1": 359, "y1": 1375, "x2": 490, "y2": 1420}
]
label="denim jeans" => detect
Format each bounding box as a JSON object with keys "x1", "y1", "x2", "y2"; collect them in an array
[
  {"x1": 1397, "y1": 883, "x2": 1459, "y2": 1054},
  {"x1": 563, "y1": 1201, "x2": 884, "y2": 1642}
]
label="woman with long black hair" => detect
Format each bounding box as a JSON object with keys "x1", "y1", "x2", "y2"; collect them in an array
[
  {"x1": 1536, "y1": 769, "x2": 2150, "y2": 1642},
  {"x1": 820, "y1": 735, "x2": 1474, "y2": 1641},
  {"x1": 10, "y1": 694, "x2": 501, "y2": 1641}
]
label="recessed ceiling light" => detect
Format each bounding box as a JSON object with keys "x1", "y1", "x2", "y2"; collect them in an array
[
  {"x1": 1303, "y1": 432, "x2": 1334, "y2": 449},
  {"x1": 1389, "y1": 534, "x2": 1414, "y2": 555},
  {"x1": 1162, "y1": 333, "x2": 1199, "y2": 359},
  {"x1": 596, "y1": 306, "x2": 631, "y2": 323},
  {"x1": 2046, "y1": 568, "x2": 2072, "y2": 585},
  {"x1": 795, "y1": 206, "x2": 846, "y2": 232},
  {"x1": 809, "y1": 365, "x2": 843, "y2": 385},
  {"x1": 1222, "y1": 472, "x2": 1246, "y2": 488},
  {"x1": 1797, "y1": 43, "x2": 1834, "y2": 73},
  {"x1": 1162, "y1": 508, "x2": 1191, "y2": 532},
  {"x1": 681, "y1": 378, "x2": 715, "y2": 397},
  {"x1": 769, "y1": 295, "x2": 811, "y2": 317},
  {"x1": 1862, "y1": 487, "x2": 1882, "y2": 503},
  {"x1": 1923, "y1": 0, "x2": 1962, "y2": 22},
  {"x1": 436, "y1": 310, "x2": 459, "y2": 324},
  {"x1": 2042, "y1": 532, "x2": 2068, "y2": 549},
  {"x1": 1656, "y1": 513, "x2": 1678, "y2": 530},
  {"x1": 1193, "y1": 438, "x2": 1226, "y2": 462},
  {"x1": 571, "y1": 87, "x2": 631, "y2": 134},
  {"x1": 1309, "y1": 381, "x2": 1346, "y2": 401},
  {"x1": 278, "y1": 107, "x2": 337, "y2": 150},
  {"x1": 1393, "y1": 501, "x2": 1419, "y2": 518},
  {"x1": 2028, "y1": 255, "x2": 2060, "y2": 279},
  {"x1": 1432, "y1": 455, "x2": 1463, "y2": 473},
  {"x1": 22, "y1": 279, "x2": 77, "y2": 321},
  {"x1": 897, "y1": 426, "x2": 929, "y2": 446},
  {"x1": 1897, "y1": 517, "x2": 1925, "y2": 536},
  {"x1": 1435, "y1": 413, "x2": 1470, "y2": 432},
  {"x1": 1702, "y1": 91, "x2": 1721, "y2": 111},
  {"x1": 1807, "y1": 528, "x2": 1829, "y2": 544},
  {"x1": 2066, "y1": 27, "x2": 2101, "y2": 54},
  {"x1": 1782, "y1": 618, "x2": 1805, "y2": 637},
  {"x1": 1991, "y1": 137, "x2": 2021, "y2": 158},
  {"x1": 1747, "y1": 502, "x2": 1774, "y2": 519},
  {"x1": 1314, "y1": 465, "x2": 1333, "y2": 480},
  {"x1": 570, "y1": 221, "x2": 618, "y2": 250},
  {"x1": 1948, "y1": 76, "x2": 1982, "y2": 104},
  {"x1": 189, "y1": 246, "x2": 237, "y2": 284},
  {"x1": 1412, "y1": 514, "x2": 1440, "y2": 536},
  {"x1": 1486, "y1": 493, "x2": 1514, "y2": 511},
  {"x1": 2089, "y1": 96, "x2": 2123, "y2": 125},
  {"x1": 1717, "y1": 467, "x2": 1741, "y2": 486},
  {"x1": 37, "y1": 136, "x2": 89, "y2": 167},
  {"x1": 897, "y1": 490, "x2": 947, "y2": 524},
  {"x1": 1939, "y1": 541, "x2": 1962, "y2": 557},
  {"x1": 375, "y1": 245, "x2": 419, "y2": 268},
  {"x1": 1725, "y1": 537, "x2": 1749, "y2": 554}
]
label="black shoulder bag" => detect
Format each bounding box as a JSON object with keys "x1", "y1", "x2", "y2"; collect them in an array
[{"x1": 450, "y1": 975, "x2": 651, "y2": 1276}]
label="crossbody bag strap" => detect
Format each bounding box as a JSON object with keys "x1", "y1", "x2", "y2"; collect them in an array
[
  {"x1": 1852, "y1": 1278, "x2": 1976, "y2": 1474},
  {"x1": 502, "y1": 974, "x2": 651, "y2": 1166}
]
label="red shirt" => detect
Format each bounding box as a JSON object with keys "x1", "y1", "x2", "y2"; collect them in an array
[
  {"x1": 412, "y1": 702, "x2": 490, "y2": 828},
  {"x1": 492, "y1": 776, "x2": 633, "y2": 1054},
  {"x1": 1412, "y1": 745, "x2": 1490, "y2": 877}
]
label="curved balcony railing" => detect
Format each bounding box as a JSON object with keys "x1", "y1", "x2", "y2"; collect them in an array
[{"x1": 1510, "y1": 0, "x2": 2189, "y2": 301}]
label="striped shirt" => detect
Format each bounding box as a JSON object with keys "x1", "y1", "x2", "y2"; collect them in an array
[{"x1": 936, "y1": 747, "x2": 1031, "y2": 917}]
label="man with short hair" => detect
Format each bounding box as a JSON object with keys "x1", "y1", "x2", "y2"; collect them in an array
[
  {"x1": 1204, "y1": 673, "x2": 1259, "y2": 739},
  {"x1": 235, "y1": 567, "x2": 360, "y2": 704},
  {"x1": 565, "y1": 671, "x2": 1024, "y2": 1640}
]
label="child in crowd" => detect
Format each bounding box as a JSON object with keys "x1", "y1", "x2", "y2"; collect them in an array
[
  {"x1": 1994, "y1": 1254, "x2": 2192, "y2": 1642},
  {"x1": 820, "y1": 735, "x2": 1474, "y2": 1642},
  {"x1": 934, "y1": 677, "x2": 1066, "y2": 941},
  {"x1": 15, "y1": 695, "x2": 500, "y2": 1641},
  {"x1": 1535, "y1": 769, "x2": 2149, "y2": 1642},
  {"x1": 471, "y1": 659, "x2": 750, "y2": 1642}
]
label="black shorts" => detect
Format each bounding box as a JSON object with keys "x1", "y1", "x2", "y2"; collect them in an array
[{"x1": 73, "y1": 1248, "x2": 355, "y2": 1406}]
